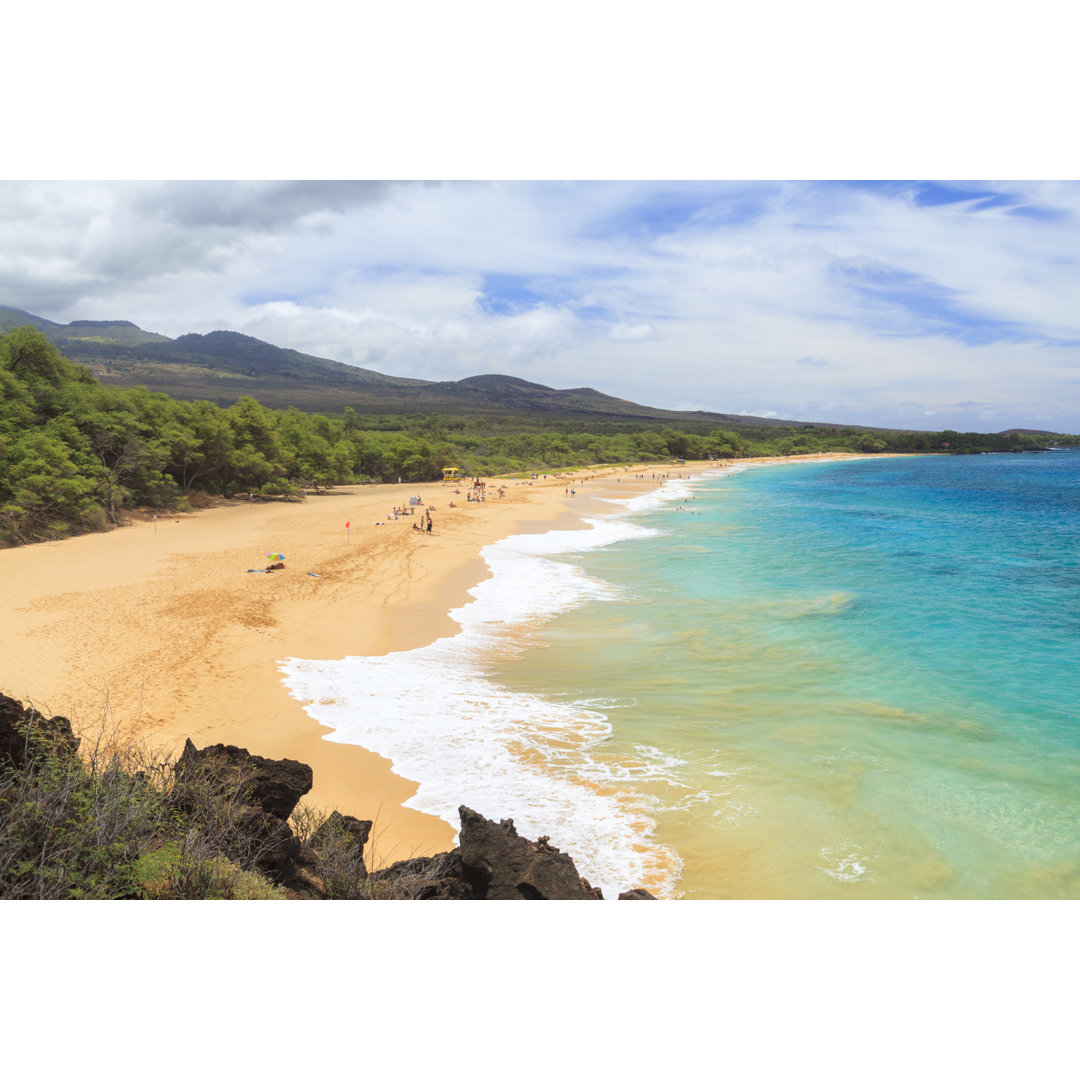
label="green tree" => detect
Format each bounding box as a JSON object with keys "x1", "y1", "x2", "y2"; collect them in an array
[{"x1": 0, "y1": 424, "x2": 102, "y2": 542}]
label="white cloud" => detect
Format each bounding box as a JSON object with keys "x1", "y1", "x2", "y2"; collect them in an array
[
  {"x1": 2, "y1": 180, "x2": 1080, "y2": 432},
  {"x1": 609, "y1": 321, "x2": 657, "y2": 342}
]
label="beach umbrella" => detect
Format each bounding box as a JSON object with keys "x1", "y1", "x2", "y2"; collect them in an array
[
  {"x1": 265, "y1": 552, "x2": 285, "y2": 561},
  {"x1": 409, "y1": 496, "x2": 420, "y2": 505}
]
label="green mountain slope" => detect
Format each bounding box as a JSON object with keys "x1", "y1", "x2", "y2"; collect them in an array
[
  {"x1": 0, "y1": 306, "x2": 65, "y2": 333},
  {"x1": 1, "y1": 306, "x2": 800, "y2": 426},
  {"x1": 0, "y1": 306, "x2": 170, "y2": 347}
]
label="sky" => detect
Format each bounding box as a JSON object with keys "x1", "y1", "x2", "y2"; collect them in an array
[{"x1": 3, "y1": 179, "x2": 1078, "y2": 433}]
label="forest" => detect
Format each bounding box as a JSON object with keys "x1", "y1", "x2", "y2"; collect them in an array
[{"x1": 1, "y1": 325, "x2": 1073, "y2": 545}]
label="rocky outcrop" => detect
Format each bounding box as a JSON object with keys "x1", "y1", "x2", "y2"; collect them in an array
[
  {"x1": 370, "y1": 806, "x2": 621, "y2": 899},
  {"x1": 617, "y1": 888, "x2": 657, "y2": 900},
  {"x1": 310, "y1": 810, "x2": 374, "y2": 882},
  {"x1": 174, "y1": 739, "x2": 313, "y2": 820},
  {"x1": 0, "y1": 693, "x2": 79, "y2": 771},
  {"x1": 312, "y1": 810, "x2": 372, "y2": 854},
  {"x1": 171, "y1": 739, "x2": 319, "y2": 890},
  {"x1": 369, "y1": 851, "x2": 475, "y2": 899},
  {"x1": 168, "y1": 747, "x2": 650, "y2": 898},
  {"x1": 238, "y1": 805, "x2": 311, "y2": 884},
  {"x1": 456, "y1": 806, "x2": 604, "y2": 899}
]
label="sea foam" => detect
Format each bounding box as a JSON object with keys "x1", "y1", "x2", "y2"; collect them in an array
[{"x1": 280, "y1": 478, "x2": 697, "y2": 899}]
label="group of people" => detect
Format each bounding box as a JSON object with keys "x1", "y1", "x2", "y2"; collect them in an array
[
  {"x1": 381, "y1": 495, "x2": 437, "y2": 533},
  {"x1": 376, "y1": 473, "x2": 521, "y2": 534},
  {"x1": 461, "y1": 480, "x2": 507, "y2": 503},
  {"x1": 389, "y1": 499, "x2": 427, "y2": 519}
]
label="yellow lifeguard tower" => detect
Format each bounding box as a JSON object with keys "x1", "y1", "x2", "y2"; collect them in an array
[{"x1": 442, "y1": 467, "x2": 465, "y2": 480}]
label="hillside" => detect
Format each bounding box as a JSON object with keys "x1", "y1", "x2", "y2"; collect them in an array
[
  {"x1": 2, "y1": 306, "x2": 802, "y2": 426},
  {"x1": 0, "y1": 306, "x2": 170, "y2": 347}
]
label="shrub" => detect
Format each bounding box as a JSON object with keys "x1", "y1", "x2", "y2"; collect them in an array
[
  {"x1": 132, "y1": 842, "x2": 285, "y2": 900},
  {"x1": 291, "y1": 805, "x2": 374, "y2": 899},
  {"x1": 0, "y1": 709, "x2": 291, "y2": 899}
]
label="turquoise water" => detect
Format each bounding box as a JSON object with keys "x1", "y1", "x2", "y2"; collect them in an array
[{"x1": 486, "y1": 453, "x2": 1080, "y2": 898}]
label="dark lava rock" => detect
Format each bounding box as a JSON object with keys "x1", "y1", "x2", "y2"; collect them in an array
[
  {"x1": 456, "y1": 805, "x2": 604, "y2": 900},
  {"x1": 312, "y1": 810, "x2": 372, "y2": 854},
  {"x1": 239, "y1": 807, "x2": 302, "y2": 877},
  {"x1": 371, "y1": 807, "x2": 607, "y2": 899},
  {"x1": 0, "y1": 693, "x2": 79, "y2": 771},
  {"x1": 618, "y1": 888, "x2": 658, "y2": 900},
  {"x1": 174, "y1": 739, "x2": 313, "y2": 820},
  {"x1": 310, "y1": 810, "x2": 374, "y2": 881},
  {"x1": 370, "y1": 851, "x2": 475, "y2": 899}
]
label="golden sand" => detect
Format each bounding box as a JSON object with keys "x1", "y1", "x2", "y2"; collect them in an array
[{"x1": 0, "y1": 454, "x2": 865, "y2": 865}]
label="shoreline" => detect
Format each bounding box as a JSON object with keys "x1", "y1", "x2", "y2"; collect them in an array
[{"x1": 0, "y1": 453, "x2": 874, "y2": 867}]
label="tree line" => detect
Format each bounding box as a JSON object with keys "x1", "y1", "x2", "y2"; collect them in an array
[{"x1": 1, "y1": 325, "x2": 1072, "y2": 545}]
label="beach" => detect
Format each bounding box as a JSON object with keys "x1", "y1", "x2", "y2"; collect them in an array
[{"x1": 0, "y1": 454, "x2": 864, "y2": 871}]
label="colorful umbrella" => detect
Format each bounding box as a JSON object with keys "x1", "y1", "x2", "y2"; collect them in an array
[{"x1": 265, "y1": 552, "x2": 285, "y2": 561}]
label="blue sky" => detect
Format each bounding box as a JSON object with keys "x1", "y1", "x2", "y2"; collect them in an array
[{"x1": 2, "y1": 179, "x2": 1079, "y2": 433}]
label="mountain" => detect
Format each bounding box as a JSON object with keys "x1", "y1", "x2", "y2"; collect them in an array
[
  {"x1": 2, "y1": 306, "x2": 810, "y2": 428},
  {"x1": 0, "y1": 306, "x2": 171, "y2": 347}
]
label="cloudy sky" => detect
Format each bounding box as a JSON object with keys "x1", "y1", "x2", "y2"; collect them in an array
[{"x1": 3, "y1": 179, "x2": 1079, "y2": 433}]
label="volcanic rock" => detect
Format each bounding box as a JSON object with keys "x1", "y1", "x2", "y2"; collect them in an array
[
  {"x1": 174, "y1": 739, "x2": 313, "y2": 820},
  {"x1": 310, "y1": 810, "x2": 374, "y2": 881},
  {"x1": 455, "y1": 805, "x2": 604, "y2": 899},
  {"x1": 0, "y1": 693, "x2": 79, "y2": 771},
  {"x1": 370, "y1": 851, "x2": 475, "y2": 899}
]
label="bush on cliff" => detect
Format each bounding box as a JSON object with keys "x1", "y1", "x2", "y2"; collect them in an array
[
  {"x1": 0, "y1": 698, "x2": 296, "y2": 899},
  {"x1": 132, "y1": 843, "x2": 285, "y2": 900},
  {"x1": 0, "y1": 696, "x2": 404, "y2": 899}
]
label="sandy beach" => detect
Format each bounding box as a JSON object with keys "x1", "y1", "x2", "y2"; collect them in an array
[{"x1": 0, "y1": 453, "x2": 864, "y2": 868}]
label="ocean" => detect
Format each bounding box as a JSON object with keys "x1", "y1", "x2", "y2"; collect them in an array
[{"x1": 280, "y1": 451, "x2": 1080, "y2": 899}]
